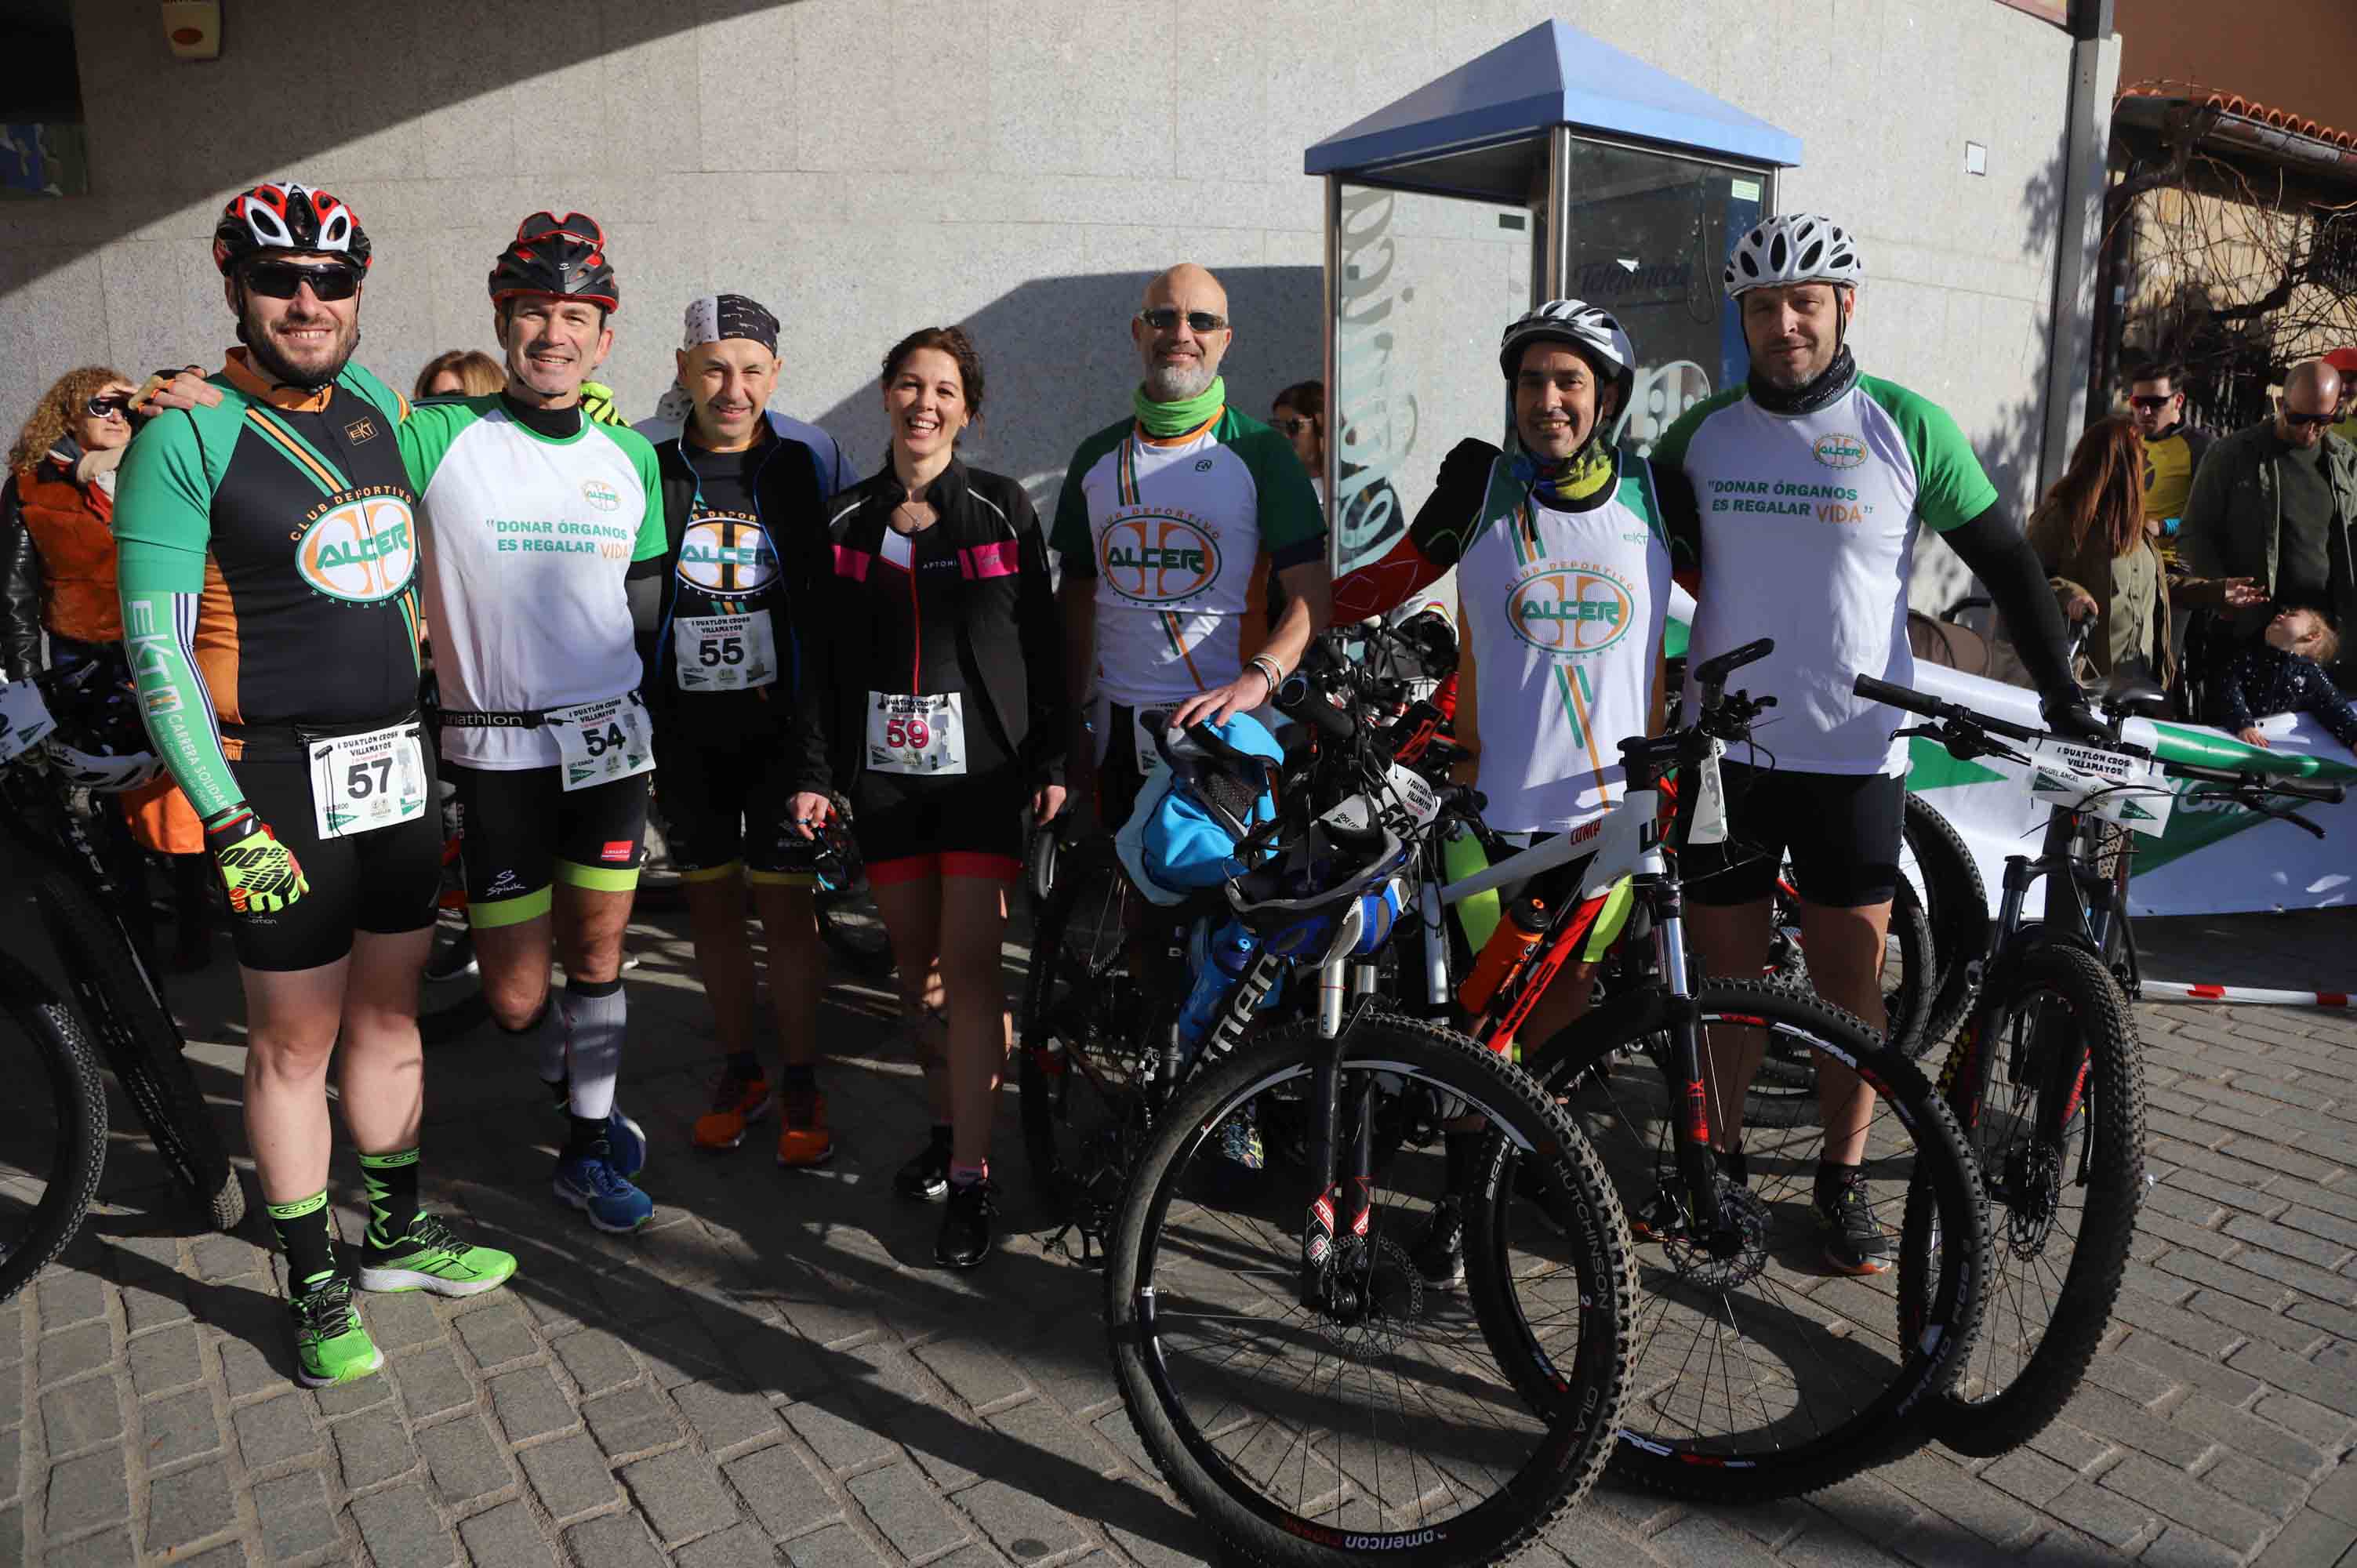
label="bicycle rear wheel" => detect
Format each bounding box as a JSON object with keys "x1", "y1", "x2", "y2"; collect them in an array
[
  {"x1": 1499, "y1": 978, "x2": 1988, "y2": 1503},
  {"x1": 0, "y1": 951, "x2": 108, "y2": 1303},
  {"x1": 1904, "y1": 793, "x2": 1988, "y2": 1050},
  {"x1": 1019, "y1": 840, "x2": 1149, "y2": 1239},
  {"x1": 1909, "y1": 942, "x2": 2142, "y2": 1456},
  {"x1": 34, "y1": 869, "x2": 244, "y2": 1232},
  {"x1": 1106, "y1": 1014, "x2": 1632, "y2": 1568}
]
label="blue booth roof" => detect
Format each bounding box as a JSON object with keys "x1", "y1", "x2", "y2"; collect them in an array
[{"x1": 1304, "y1": 20, "x2": 1802, "y2": 177}]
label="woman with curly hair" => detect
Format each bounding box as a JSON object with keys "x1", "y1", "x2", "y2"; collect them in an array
[
  {"x1": 412, "y1": 349, "x2": 505, "y2": 401},
  {"x1": 4, "y1": 365, "x2": 216, "y2": 966}
]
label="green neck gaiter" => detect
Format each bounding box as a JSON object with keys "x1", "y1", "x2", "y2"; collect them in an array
[{"x1": 1133, "y1": 376, "x2": 1226, "y2": 438}]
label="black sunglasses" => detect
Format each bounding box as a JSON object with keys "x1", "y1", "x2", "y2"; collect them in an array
[
  {"x1": 2129, "y1": 394, "x2": 2176, "y2": 411},
  {"x1": 2285, "y1": 408, "x2": 2337, "y2": 428},
  {"x1": 1269, "y1": 416, "x2": 1313, "y2": 437},
  {"x1": 1139, "y1": 307, "x2": 1228, "y2": 335},
  {"x1": 242, "y1": 260, "x2": 361, "y2": 301},
  {"x1": 84, "y1": 393, "x2": 132, "y2": 419}
]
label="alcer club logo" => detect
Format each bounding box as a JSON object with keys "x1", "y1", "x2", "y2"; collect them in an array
[
  {"x1": 296, "y1": 495, "x2": 416, "y2": 603},
  {"x1": 677, "y1": 515, "x2": 779, "y2": 594},
  {"x1": 1813, "y1": 432, "x2": 1868, "y2": 470},
  {"x1": 581, "y1": 477, "x2": 623, "y2": 513},
  {"x1": 1099, "y1": 510, "x2": 1220, "y2": 604},
  {"x1": 1506, "y1": 563, "x2": 1635, "y2": 657}
]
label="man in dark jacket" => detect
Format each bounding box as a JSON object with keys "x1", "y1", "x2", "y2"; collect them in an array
[
  {"x1": 641, "y1": 292, "x2": 850, "y2": 1167},
  {"x1": 2179, "y1": 358, "x2": 2357, "y2": 679}
]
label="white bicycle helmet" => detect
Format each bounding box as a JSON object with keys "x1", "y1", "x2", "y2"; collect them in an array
[
  {"x1": 45, "y1": 734, "x2": 165, "y2": 794},
  {"x1": 1498, "y1": 299, "x2": 1636, "y2": 416},
  {"x1": 1723, "y1": 213, "x2": 1865, "y2": 298}
]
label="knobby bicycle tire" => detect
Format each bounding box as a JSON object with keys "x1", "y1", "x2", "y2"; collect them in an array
[
  {"x1": 0, "y1": 949, "x2": 108, "y2": 1304},
  {"x1": 1744, "y1": 878, "x2": 1938, "y2": 1127},
  {"x1": 1912, "y1": 942, "x2": 2143, "y2": 1457},
  {"x1": 1904, "y1": 793, "x2": 1988, "y2": 1051},
  {"x1": 1019, "y1": 844, "x2": 1143, "y2": 1224},
  {"x1": 1106, "y1": 1013, "x2": 1633, "y2": 1568},
  {"x1": 34, "y1": 869, "x2": 244, "y2": 1232},
  {"x1": 1506, "y1": 978, "x2": 1990, "y2": 1504}
]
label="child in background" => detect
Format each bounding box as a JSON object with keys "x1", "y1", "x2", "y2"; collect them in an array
[{"x1": 2214, "y1": 606, "x2": 2357, "y2": 750}]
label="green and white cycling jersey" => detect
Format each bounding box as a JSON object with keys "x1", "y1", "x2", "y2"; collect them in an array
[
  {"x1": 398, "y1": 397, "x2": 666, "y2": 770},
  {"x1": 1654, "y1": 376, "x2": 1999, "y2": 775},
  {"x1": 1051, "y1": 406, "x2": 1323, "y2": 707}
]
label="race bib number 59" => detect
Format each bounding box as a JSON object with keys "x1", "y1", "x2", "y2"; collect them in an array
[{"x1": 866, "y1": 691, "x2": 966, "y2": 776}]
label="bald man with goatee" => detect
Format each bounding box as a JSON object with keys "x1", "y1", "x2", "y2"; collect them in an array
[
  {"x1": 2183, "y1": 358, "x2": 2357, "y2": 668},
  {"x1": 1051, "y1": 263, "x2": 1330, "y2": 840}
]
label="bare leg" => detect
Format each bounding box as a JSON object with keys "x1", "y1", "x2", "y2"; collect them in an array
[
  {"x1": 242, "y1": 958, "x2": 353, "y2": 1205},
  {"x1": 937, "y1": 877, "x2": 1011, "y2": 1171},
  {"x1": 873, "y1": 876, "x2": 949, "y2": 1123},
  {"x1": 684, "y1": 872, "x2": 758, "y2": 1060},
  {"x1": 1792, "y1": 899, "x2": 1892, "y2": 1167},
  {"x1": 336, "y1": 927, "x2": 434, "y2": 1156},
  {"x1": 750, "y1": 881, "x2": 821, "y2": 1070}
]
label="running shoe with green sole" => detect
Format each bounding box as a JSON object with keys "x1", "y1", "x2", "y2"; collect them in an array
[
  {"x1": 354, "y1": 1214, "x2": 518, "y2": 1297},
  {"x1": 289, "y1": 1272, "x2": 383, "y2": 1388}
]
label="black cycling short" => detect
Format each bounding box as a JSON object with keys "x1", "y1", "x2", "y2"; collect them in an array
[
  {"x1": 1681, "y1": 762, "x2": 1905, "y2": 909},
  {"x1": 444, "y1": 761, "x2": 650, "y2": 929},
  {"x1": 655, "y1": 718, "x2": 819, "y2": 888},
  {"x1": 852, "y1": 764, "x2": 1027, "y2": 885},
  {"x1": 225, "y1": 734, "x2": 441, "y2": 972}
]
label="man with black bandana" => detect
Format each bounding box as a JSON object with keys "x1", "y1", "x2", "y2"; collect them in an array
[
  {"x1": 1648, "y1": 213, "x2": 2089, "y2": 1275},
  {"x1": 643, "y1": 292, "x2": 845, "y2": 1166},
  {"x1": 398, "y1": 212, "x2": 668, "y2": 1236}
]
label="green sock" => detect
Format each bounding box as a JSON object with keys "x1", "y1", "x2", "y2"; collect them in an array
[
  {"x1": 266, "y1": 1191, "x2": 339, "y2": 1290},
  {"x1": 358, "y1": 1149, "x2": 421, "y2": 1251}
]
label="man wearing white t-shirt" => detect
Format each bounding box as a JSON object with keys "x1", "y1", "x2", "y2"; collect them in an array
[{"x1": 1652, "y1": 213, "x2": 2090, "y2": 1273}]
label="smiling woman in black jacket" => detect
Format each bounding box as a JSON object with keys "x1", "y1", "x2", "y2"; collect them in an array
[{"x1": 789, "y1": 326, "x2": 1066, "y2": 1269}]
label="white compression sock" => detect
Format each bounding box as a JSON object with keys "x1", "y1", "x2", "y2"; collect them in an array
[{"x1": 561, "y1": 977, "x2": 626, "y2": 1121}]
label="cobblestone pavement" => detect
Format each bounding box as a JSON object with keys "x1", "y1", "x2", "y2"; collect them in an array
[{"x1": 5, "y1": 905, "x2": 2356, "y2": 1568}]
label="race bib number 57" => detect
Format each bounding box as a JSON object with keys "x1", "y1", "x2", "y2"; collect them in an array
[{"x1": 308, "y1": 721, "x2": 427, "y2": 839}]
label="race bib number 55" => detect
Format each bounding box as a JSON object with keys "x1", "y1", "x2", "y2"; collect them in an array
[{"x1": 674, "y1": 609, "x2": 778, "y2": 692}]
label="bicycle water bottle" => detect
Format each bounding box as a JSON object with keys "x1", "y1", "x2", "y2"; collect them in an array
[
  {"x1": 1176, "y1": 916, "x2": 1258, "y2": 1053},
  {"x1": 1458, "y1": 896, "x2": 1547, "y2": 1021}
]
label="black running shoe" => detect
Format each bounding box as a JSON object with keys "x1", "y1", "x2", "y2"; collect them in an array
[
  {"x1": 1814, "y1": 1163, "x2": 1892, "y2": 1276},
  {"x1": 1411, "y1": 1199, "x2": 1465, "y2": 1288},
  {"x1": 937, "y1": 1179, "x2": 997, "y2": 1269},
  {"x1": 895, "y1": 1133, "x2": 952, "y2": 1203}
]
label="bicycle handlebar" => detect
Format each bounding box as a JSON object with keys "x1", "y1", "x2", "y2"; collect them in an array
[
  {"x1": 2164, "y1": 760, "x2": 2346, "y2": 804},
  {"x1": 1852, "y1": 672, "x2": 2046, "y2": 742}
]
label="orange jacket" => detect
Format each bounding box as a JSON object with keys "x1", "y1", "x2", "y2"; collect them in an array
[{"x1": 10, "y1": 460, "x2": 122, "y2": 644}]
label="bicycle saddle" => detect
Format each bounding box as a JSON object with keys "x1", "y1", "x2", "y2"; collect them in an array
[{"x1": 2096, "y1": 670, "x2": 2170, "y2": 719}]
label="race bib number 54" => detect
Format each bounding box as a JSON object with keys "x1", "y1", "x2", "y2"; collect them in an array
[{"x1": 552, "y1": 693, "x2": 656, "y2": 792}]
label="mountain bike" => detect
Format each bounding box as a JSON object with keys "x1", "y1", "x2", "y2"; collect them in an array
[
  {"x1": 0, "y1": 945, "x2": 108, "y2": 1303},
  {"x1": 0, "y1": 670, "x2": 244, "y2": 1232},
  {"x1": 1853, "y1": 672, "x2": 2340, "y2": 1456},
  {"x1": 1102, "y1": 670, "x2": 1635, "y2": 1568},
  {"x1": 1368, "y1": 642, "x2": 1989, "y2": 1501}
]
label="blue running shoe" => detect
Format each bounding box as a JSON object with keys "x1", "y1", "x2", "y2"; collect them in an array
[
  {"x1": 547, "y1": 1076, "x2": 647, "y2": 1181},
  {"x1": 553, "y1": 1150, "x2": 654, "y2": 1233}
]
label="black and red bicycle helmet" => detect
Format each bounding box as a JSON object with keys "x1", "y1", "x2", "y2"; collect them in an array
[
  {"x1": 212, "y1": 182, "x2": 372, "y2": 274},
  {"x1": 487, "y1": 211, "x2": 619, "y2": 311}
]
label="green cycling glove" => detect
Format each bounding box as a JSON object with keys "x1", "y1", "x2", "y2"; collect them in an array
[
  {"x1": 205, "y1": 810, "x2": 310, "y2": 915},
  {"x1": 578, "y1": 381, "x2": 623, "y2": 426}
]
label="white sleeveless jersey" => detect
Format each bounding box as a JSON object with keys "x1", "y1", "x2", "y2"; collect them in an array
[{"x1": 1457, "y1": 456, "x2": 1671, "y2": 835}]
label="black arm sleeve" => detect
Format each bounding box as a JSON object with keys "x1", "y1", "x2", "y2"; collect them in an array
[
  {"x1": 1652, "y1": 461, "x2": 1703, "y2": 579},
  {"x1": 0, "y1": 477, "x2": 45, "y2": 683},
  {"x1": 1011, "y1": 486, "x2": 1070, "y2": 787},
  {"x1": 1941, "y1": 503, "x2": 2078, "y2": 703}
]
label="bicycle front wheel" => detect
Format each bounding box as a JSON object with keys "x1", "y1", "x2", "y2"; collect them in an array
[
  {"x1": 0, "y1": 950, "x2": 108, "y2": 1304},
  {"x1": 34, "y1": 869, "x2": 244, "y2": 1232},
  {"x1": 1505, "y1": 979, "x2": 1989, "y2": 1503},
  {"x1": 1911, "y1": 942, "x2": 2143, "y2": 1457},
  {"x1": 1106, "y1": 1014, "x2": 1632, "y2": 1568}
]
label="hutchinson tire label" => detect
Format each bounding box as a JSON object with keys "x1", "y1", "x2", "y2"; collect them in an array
[
  {"x1": 296, "y1": 493, "x2": 417, "y2": 603},
  {"x1": 1506, "y1": 563, "x2": 1635, "y2": 658},
  {"x1": 1099, "y1": 510, "x2": 1220, "y2": 604}
]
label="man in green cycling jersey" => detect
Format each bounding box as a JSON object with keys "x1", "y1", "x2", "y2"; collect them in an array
[
  {"x1": 115, "y1": 183, "x2": 514, "y2": 1388},
  {"x1": 400, "y1": 213, "x2": 668, "y2": 1236},
  {"x1": 1652, "y1": 213, "x2": 2092, "y2": 1273}
]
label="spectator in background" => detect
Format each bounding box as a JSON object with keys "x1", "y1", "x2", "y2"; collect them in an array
[
  {"x1": 2328, "y1": 347, "x2": 2357, "y2": 446},
  {"x1": 413, "y1": 349, "x2": 503, "y2": 400},
  {"x1": 2180, "y1": 358, "x2": 2357, "y2": 677},
  {"x1": 2214, "y1": 607, "x2": 2357, "y2": 750},
  {"x1": 3, "y1": 366, "x2": 215, "y2": 967},
  {"x1": 2124, "y1": 360, "x2": 2214, "y2": 568},
  {"x1": 2027, "y1": 415, "x2": 2257, "y2": 692}
]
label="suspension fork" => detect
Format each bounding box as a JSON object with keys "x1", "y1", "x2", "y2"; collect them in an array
[
  {"x1": 1300, "y1": 955, "x2": 1382, "y2": 1305},
  {"x1": 1644, "y1": 876, "x2": 1723, "y2": 1235}
]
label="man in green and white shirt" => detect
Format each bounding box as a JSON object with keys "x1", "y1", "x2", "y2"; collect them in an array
[
  {"x1": 1655, "y1": 213, "x2": 2087, "y2": 1273},
  {"x1": 403, "y1": 212, "x2": 665, "y2": 1235},
  {"x1": 1053, "y1": 262, "x2": 1329, "y2": 835}
]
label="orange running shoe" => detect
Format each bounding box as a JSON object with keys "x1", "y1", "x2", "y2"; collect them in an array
[
  {"x1": 692, "y1": 1072, "x2": 771, "y2": 1151},
  {"x1": 775, "y1": 1089, "x2": 834, "y2": 1168}
]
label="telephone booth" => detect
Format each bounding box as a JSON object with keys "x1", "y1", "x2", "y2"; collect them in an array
[{"x1": 1306, "y1": 20, "x2": 1801, "y2": 577}]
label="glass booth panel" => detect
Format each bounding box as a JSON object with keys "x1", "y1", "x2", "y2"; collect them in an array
[
  {"x1": 1328, "y1": 183, "x2": 1531, "y2": 580},
  {"x1": 1558, "y1": 142, "x2": 1767, "y2": 455}
]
